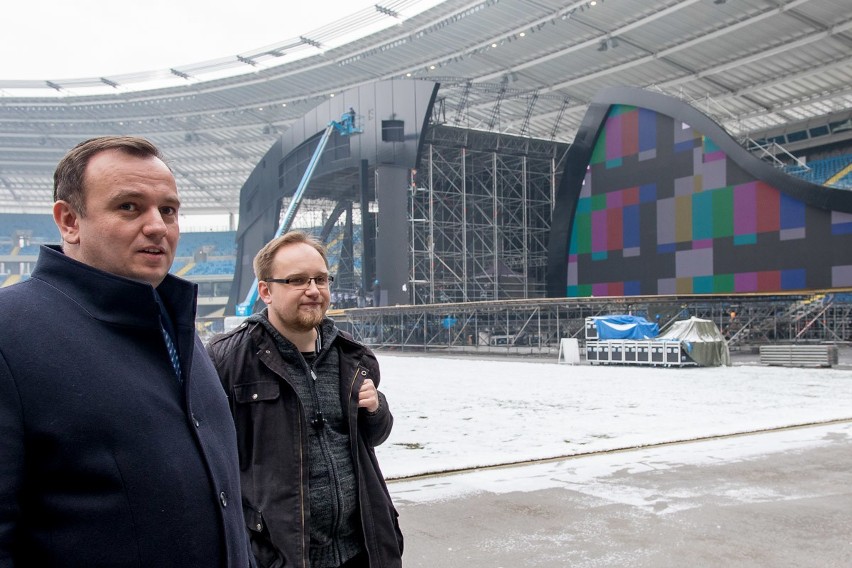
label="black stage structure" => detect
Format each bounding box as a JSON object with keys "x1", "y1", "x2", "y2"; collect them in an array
[
  {"x1": 231, "y1": 81, "x2": 852, "y2": 353},
  {"x1": 228, "y1": 79, "x2": 439, "y2": 313},
  {"x1": 229, "y1": 79, "x2": 570, "y2": 312}
]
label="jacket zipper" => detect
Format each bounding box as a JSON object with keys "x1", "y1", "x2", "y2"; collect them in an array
[{"x1": 305, "y1": 344, "x2": 349, "y2": 566}]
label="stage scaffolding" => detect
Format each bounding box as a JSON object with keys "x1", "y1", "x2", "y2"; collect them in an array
[
  {"x1": 408, "y1": 125, "x2": 568, "y2": 305},
  {"x1": 333, "y1": 293, "x2": 852, "y2": 355}
]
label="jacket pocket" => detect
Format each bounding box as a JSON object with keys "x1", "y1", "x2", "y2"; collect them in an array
[
  {"x1": 244, "y1": 504, "x2": 285, "y2": 568},
  {"x1": 244, "y1": 504, "x2": 265, "y2": 534},
  {"x1": 234, "y1": 381, "x2": 280, "y2": 404},
  {"x1": 232, "y1": 382, "x2": 280, "y2": 469}
]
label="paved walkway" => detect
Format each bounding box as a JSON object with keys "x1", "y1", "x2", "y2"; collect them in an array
[{"x1": 391, "y1": 422, "x2": 852, "y2": 567}]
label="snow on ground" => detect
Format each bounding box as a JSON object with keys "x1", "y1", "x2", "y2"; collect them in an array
[
  {"x1": 389, "y1": 421, "x2": 852, "y2": 508},
  {"x1": 373, "y1": 355, "x2": 852, "y2": 479}
]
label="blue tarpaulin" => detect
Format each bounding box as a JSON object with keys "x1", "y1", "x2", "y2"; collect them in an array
[{"x1": 593, "y1": 315, "x2": 659, "y2": 340}]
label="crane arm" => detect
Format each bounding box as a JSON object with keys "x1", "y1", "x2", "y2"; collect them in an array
[{"x1": 234, "y1": 110, "x2": 361, "y2": 317}]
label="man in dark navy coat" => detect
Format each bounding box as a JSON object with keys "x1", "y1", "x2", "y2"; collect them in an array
[{"x1": 0, "y1": 136, "x2": 253, "y2": 567}]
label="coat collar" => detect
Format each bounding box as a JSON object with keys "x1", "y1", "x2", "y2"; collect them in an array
[{"x1": 31, "y1": 244, "x2": 198, "y2": 330}]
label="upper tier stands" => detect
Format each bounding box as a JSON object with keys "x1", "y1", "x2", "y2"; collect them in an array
[
  {"x1": 176, "y1": 231, "x2": 237, "y2": 257},
  {"x1": 0, "y1": 213, "x2": 61, "y2": 242},
  {"x1": 785, "y1": 154, "x2": 852, "y2": 189},
  {"x1": 0, "y1": 214, "x2": 239, "y2": 285},
  {"x1": 182, "y1": 259, "x2": 236, "y2": 276},
  {"x1": 0, "y1": 215, "x2": 358, "y2": 289}
]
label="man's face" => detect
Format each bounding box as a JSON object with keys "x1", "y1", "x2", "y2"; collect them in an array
[
  {"x1": 53, "y1": 148, "x2": 180, "y2": 287},
  {"x1": 258, "y1": 242, "x2": 331, "y2": 335}
]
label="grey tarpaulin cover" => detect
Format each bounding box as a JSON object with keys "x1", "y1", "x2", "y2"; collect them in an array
[{"x1": 658, "y1": 316, "x2": 732, "y2": 367}]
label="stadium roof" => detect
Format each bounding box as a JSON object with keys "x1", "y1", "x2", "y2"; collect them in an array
[{"x1": 1, "y1": 0, "x2": 851, "y2": 214}]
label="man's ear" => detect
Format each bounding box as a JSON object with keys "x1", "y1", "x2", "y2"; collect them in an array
[
  {"x1": 53, "y1": 200, "x2": 81, "y2": 245},
  {"x1": 257, "y1": 280, "x2": 273, "y2": 305}
]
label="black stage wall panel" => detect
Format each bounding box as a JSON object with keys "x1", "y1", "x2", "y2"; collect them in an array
[
  {"x1": 375, "y1": 165, "x2": 410, "y2": 306},
  {"x1": 226, "y1": 139, "x2": 282, "y2": 315}
]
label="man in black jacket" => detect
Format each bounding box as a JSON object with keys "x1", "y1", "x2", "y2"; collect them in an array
[
  {"x1": 207, "y1": 232, "x2": 403, "y2": 568},
  {"x1": 0, "y1": 136, "x2": 253, "y2": 566}
]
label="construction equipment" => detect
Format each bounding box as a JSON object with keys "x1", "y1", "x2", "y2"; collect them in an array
[{"x1": 234, "y1": 109, "x2": 361, "y2": 317}]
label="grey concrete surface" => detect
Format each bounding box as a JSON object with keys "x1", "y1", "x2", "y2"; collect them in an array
[{"x1": 391, "y1": 423, "x2": 852, "y2": 568}]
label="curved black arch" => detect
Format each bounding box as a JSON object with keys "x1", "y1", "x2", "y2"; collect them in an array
[{"x1": 227, "y1": 79, "x2": 440, "y2": 312}]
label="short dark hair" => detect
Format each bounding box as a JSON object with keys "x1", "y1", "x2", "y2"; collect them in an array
[
  {"x1": 53, "y1": 136, "x2": 166, "y2": 216},
  {"x1": 253, "y1": 232, "x2": 329, "y2": 281}
]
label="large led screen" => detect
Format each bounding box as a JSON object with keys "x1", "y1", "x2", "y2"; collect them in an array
[{"x1": 547, "y1": 87, "x2": 852, "y2": 298}]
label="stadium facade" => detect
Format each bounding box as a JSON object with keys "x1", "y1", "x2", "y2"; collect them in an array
[{"x1": 2, "y1": 0, "x2": 852, "y2": 348}]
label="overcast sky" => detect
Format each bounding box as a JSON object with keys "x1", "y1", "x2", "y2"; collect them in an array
[{"x1": 2, "y1": 0, "x2": 429, "y2": 80}]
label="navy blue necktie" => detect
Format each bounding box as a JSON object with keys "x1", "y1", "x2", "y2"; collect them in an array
[
  {"x1": 160, "y1": 320, "x2": 182, "y2": 383},
  {"x1": 153, "y1": 290, "x2": 182, "y2": 384}
]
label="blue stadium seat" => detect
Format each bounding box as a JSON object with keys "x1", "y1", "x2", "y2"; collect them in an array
[
  {"x1": 786, "y1": 154, "x2": 852, "y2": 188},
  {"x1": 184, "y1": 260, "x2": 235, "y2": 276},
  {"x1": 176, "y1": 231, "x2": 237, "y2": 257},
  {"x1": 0, "y1": 214, "x2": 61, "y2": 242}
]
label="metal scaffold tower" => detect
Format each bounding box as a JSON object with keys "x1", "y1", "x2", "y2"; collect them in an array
[{"x1": 409, "y1": 124, "x2": 568, "y2": 305}]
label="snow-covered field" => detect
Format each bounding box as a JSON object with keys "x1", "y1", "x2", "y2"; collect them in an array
[{"x1": 373, "y1": 355, "x2": 852, "y2": 479}]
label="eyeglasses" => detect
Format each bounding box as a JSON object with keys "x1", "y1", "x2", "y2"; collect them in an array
[{"x1": 263, "y1": 275, "x2": 334, "y2": 289}]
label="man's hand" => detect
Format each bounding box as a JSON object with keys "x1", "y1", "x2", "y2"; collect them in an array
[{"x1": 358, "y1": 379, "x2": 380, "y2": 413}]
